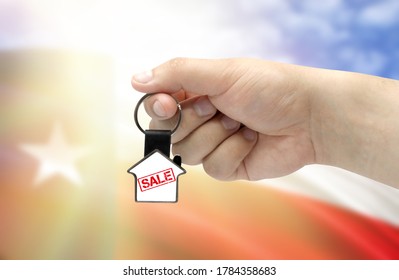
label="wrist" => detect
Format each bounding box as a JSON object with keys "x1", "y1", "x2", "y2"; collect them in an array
[{"x1": 310, "y1": 69, "x2": 399, "y2": 187}]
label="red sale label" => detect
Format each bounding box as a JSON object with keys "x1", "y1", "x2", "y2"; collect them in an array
[{"x1": 138, "y1": 168, "x2": 176, "y2": 192}]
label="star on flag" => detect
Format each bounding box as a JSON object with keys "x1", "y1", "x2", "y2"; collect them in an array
[
  {"x1": 0, "y1": 50, "x2": 116, "y2": 259},
  {"x1": 20, "y1": 123, "x2": 89, "y2": 186}
]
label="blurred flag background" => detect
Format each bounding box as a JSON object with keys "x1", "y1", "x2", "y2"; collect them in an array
[{"x1": 0, "y1": 0, "x2": 398, "y2": 259}]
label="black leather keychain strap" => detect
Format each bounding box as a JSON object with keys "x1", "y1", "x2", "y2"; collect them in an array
[{"x1": 144, "y1": 129, "x2": 172, "y2": 157}]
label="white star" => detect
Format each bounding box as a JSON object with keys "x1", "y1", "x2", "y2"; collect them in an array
[{"x1": 20, "y1": 123, "x2": 89, "y2": 186}]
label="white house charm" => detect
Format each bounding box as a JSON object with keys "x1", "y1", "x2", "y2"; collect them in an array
[
  {"x1": 128, "y1": 93, "x2": 186, "y2": 203},
  {"x1": 128, "y1": 150, "x2": 186, "y2": 202}
]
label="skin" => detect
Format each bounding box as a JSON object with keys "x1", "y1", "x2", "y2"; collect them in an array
[{"x1": 131, "y1": 58, "x2": 399, "y2": 189}]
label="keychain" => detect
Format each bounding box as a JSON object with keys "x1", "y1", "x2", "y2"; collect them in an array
[{"x1": 127, "y1": 93, "x2": 186, "y2": 203}]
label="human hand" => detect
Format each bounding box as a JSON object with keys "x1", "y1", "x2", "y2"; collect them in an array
[
  {"x1": 132, "y1": 57, "x2": 399, "y2": 188},
  {"x1": 131, "y1": 58, "x2": 316, "y2": 181}
]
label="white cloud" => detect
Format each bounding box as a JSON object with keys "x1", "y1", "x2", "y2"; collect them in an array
[
  {"x1": 227, "y1": 0, "x2": 354, "y2": 53},
  {"x1": 358, "y1": 0, "x2": 399, "y2": 26},
  {"x1": 338, "y1": 47, "x2": 388, "y2": 75},
  {"x1": 301, "y1": 0, "x2": 344, "y2": 14}
]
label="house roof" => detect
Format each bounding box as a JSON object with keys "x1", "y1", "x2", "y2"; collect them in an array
[{"x1": 127, "y1": 149, "x2": 186, "y2": 175}]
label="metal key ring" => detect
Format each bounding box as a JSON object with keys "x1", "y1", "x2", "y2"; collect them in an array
[{"x1": 134, "y1": 93, "x2": 182, "y2": 135}]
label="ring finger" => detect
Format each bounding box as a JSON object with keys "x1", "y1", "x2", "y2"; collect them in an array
[{"x1": 172, "y1": 113, "x2": 241, "y2": 165}]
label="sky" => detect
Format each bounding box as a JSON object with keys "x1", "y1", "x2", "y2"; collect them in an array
[
  {"x1": 1, "y1": 0, "x2": 398, "y2": 76},
  {"x1": 228, "y1": 0, "x2": 399, "y2": 78}
]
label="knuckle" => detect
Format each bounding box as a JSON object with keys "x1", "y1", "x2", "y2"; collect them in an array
[{"x1": 168, "y1": 57, "x2": 187, "y2": 71}]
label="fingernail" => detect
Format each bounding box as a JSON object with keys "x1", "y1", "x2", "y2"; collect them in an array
[
  {"x1": 243, "y1": 128, "x2": 257, "y2": 141},
  {"x1": 221, "y1": 115, "x2": 240, "y2": 130},
  {"x1": 153, "y1": 100, "x2": 167, "y2": 118},
  {"x1": 193, "y1": 97, "x2": 216, "y2": 117},
  {"x1": 133, "y1": 70, "x2": 153, "y2": 84}
]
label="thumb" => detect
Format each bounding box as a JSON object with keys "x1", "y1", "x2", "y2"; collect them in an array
[{"x1": 131, "y1": 58, "x2": 241, "y2": 97}]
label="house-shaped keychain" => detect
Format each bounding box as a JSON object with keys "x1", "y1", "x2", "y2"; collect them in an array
[
  {"x1": 128, "y1": 149, "x2": 186, "y2": 203},
  {"x1": 129, "y1": 94, "x2": 186, "y2": 203}
]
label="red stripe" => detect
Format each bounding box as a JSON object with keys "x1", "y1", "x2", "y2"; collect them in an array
[{"x1": 118, "y1": 173, "x2": 399, "y2": 259}]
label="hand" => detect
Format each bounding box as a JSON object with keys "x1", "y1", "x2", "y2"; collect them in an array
[
  {"x1": 132, "y1": 57, "x2": 399, "y2": 188},
  {"x1": 131, "y1": 58, "x2": 315, "y2": 181}
]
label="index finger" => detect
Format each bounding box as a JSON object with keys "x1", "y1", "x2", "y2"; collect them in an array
[
  {"x1": 131, "y1": 58, "x2": 242, "y2": 97},
  {"x1": 143, "y1": 93, "x2": 178, "y2": 120}
]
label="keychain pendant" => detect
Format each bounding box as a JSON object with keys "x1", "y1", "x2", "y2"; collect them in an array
[
  {"x1": 128, "y1": 148, "x2": 185, "y2": 202},
  {"x1": 127, "y1": 94, "x2": 186, "y2": 203}
]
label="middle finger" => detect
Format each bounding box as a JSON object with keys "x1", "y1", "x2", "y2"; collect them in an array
[{"x1": 149, "y1": 95, "x2": 218, "y2": 143}]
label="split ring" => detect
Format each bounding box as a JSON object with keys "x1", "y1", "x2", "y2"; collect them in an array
[{"x1": 134, "y1": 93, "x2": 182, "y2": 135}]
